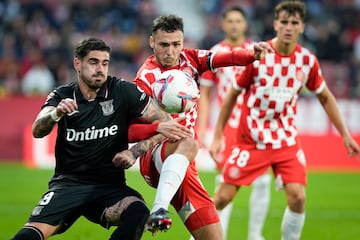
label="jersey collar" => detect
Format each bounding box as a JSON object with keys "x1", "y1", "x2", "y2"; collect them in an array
[{"x1": 73, "y1": 79, "x2": 109, "y2": 103}]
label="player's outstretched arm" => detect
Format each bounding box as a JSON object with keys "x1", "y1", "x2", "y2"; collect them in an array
[
  {"x1": 316, "y1": 86, "x2": 360, "y2": 159},
  {"x1": 210, "y1": 41, "x2": 273, "y2": 69}
]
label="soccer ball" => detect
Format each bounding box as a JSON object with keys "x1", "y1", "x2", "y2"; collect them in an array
[{"x1": 152, "y1": 69, "x2": 200, "y2": 113}]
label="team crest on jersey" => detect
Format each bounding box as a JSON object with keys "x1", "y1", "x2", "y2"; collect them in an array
[
  {"x1": 228, "y1": 166, "x2": 241, "y2": 180},
  {"x1": 100, "y1": 100, "x2": 114, "y2": 116}
]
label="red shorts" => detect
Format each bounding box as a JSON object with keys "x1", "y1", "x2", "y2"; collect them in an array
[
  {"x1": 140, "y1": 141, "x2": 219, "y2": 231},
  {"x1": 222, "y1": 142, "x2": 307, "y2": 188}
]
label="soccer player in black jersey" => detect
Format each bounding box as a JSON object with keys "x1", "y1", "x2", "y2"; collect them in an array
[{"x1": 11, "y1": 37, "x2": 192, "y2": 240}]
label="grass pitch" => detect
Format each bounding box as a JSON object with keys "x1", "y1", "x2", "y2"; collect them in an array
[{"x1": 1, "y1": 162, "x2": 360, "y2": 240}]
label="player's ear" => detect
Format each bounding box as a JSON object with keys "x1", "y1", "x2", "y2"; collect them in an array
[
  {"x1": 73, "y1": 58, "x2": 80, "y2": 72},
  {"x1": 300, "y1": 23, "x2": 305, "y2": 34},
  {"x1": 273, "y1": 20, "x2": 278, "y2": 32},
  {"x1": 149, "y1": 36, "x2": 154, "y2": 49}
]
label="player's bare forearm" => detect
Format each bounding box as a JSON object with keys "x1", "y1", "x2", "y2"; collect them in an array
[
  {"x1": 113, "y1": 134, "x2": 164, "y2": 168},
  {"x1": 140, "y1": 99, "x2": 171, "y2": 123},
  {"x1": 317, "y1": 86, "x2": 349, "y2": 137},
  {"x1": 32, "y1": 107, "x2": 57, "y2": 138},
  {"x1": 130, "y1": 134, "x2": 165, "y2": 159}
]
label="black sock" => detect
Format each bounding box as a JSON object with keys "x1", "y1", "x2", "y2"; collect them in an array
[
  {"x1": 109, "y1": 201, "x2": 149, "y2": 240},
  {"x1": 11, "y1": 226, "x2": 44, "y2": 240}
]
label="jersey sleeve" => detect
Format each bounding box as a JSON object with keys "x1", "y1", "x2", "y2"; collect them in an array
[
  {"x1": 134, "y1": 73, "x2": 154, "y2": 97},
  {"x1": 234, "y1": 64, "x2": 254, "y2": 90},
  {"x1": 210, "y1": 48, "x2": 255, "y2": 70},
  {"x1": 128, "y1": 121, "x2": 159, "y2": 142},
  {"x1": 42, "y1": 82, "x2": 76, "y2": 109},
  {"x1": 122, "y1": 81, "x2": 151, "y2": 117},
  {"x1": 199, "y1": 70, "x2": 216, "y2": 87},
  {"x1": 42, "y1": 88, "x2": 63, "y2": 108},
  {"x1": 305, "y1": 57, "x2": 326, "y2": 94},
  {"x1": 133, "y1": 58, "x2": 158, "y2": 97}
]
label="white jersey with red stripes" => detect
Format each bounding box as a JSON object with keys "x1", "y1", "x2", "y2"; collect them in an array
[
  {"x1": 235, "y1": 40, "x2": 326, "y2": 150},
  {"x1": 134, "y1": 48, "x2": 212, "y2": 135}
]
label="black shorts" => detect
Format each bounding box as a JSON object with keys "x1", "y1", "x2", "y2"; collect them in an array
[{"x1": 28, "y1": 177, "x2": 145, "y2": 233}]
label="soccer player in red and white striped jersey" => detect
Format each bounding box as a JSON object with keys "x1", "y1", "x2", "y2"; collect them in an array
[
  {"x1": 197, "y1": 6, "x2": 270, "y2": 240},
  {"x1": 210, "y1": 2, "x2": 360, "y2": 240},
  {"x1": 132, "y1": 14, "x2": 272, "y2": 240}
]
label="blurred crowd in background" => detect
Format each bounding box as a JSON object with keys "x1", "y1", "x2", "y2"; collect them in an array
[{"x1": 1, "y1": 0, "x2": 360, "y2": 98}]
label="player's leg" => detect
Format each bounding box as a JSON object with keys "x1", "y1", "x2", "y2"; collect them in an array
[
  {"x1": 214, "y1": 174, "x2": 233, "y2": 240},
  {"x1": 105, "y1": 198, "x2": 149, "y2": 240},
  {"x1": 175, "y1": 164, "x2": 224, "y2": 240},
  {"x1": 84, "y1": 186, "x2": 150, "y2": 240},
  {"x1": 11, "y1": 183, "x2": 84, "y2": 240},
  {"x1": 191, "y1": 222, "x2": 224, "y2": 240},
  {"x1": 274, "y1": 146, "x2": 307, "y2": 240},
  {"x1": 189, "y1": 175, "x2": 229, "y2": 240},
  {"x1": 213, "y1": 182, "x2": 239, "y2": 211},
  {"x1": 248, "y1": 172, "x2": 271, "y2": 240},
  {"x1": 11, "y1": 223, "x2": 59, "y2": 240},
  {"x1": 281, "y1": 183, "x2": 305, "y2": 240},
  {"x1": 148, "y1": 137, "x2": 198, "y2": 231}
]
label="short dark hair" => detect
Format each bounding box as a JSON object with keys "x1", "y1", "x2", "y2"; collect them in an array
[
  {"x1": 74, "y1": 37, "x2": 111, "y2": 60},
  {"x1": 222, "y1": 6, "x2": 247, "y2": 19},
  {"x1": 152, "y1": 15, "x2": 184, "y2": 34},
  {"x1": 275, "y1": 1, "x2": 306, "y2": 21}
]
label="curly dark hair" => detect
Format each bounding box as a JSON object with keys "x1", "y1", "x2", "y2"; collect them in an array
[
  {"x1": 74, "y1": 37, "x2": 110, "y2": 60},
  {"x1": 152, "y1": 15, "x2": 184, "y2": 34}
]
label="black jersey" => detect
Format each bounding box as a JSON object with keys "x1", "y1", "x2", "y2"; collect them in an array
[{"x1": 42, "y1": 76, "x2": 150, "y2": 185}]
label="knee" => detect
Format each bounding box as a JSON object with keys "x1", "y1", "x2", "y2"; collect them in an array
[
  {"x1": 104, "y1": 197, "x2": 149, "y2": 226},
  {"x1": 177, "y1": 137, "x2": 199, "y2": 161},
  {"x1": 213, "y1": 192, "x2": 232, "y2": 211},
  {"x1": 287, "y1": 191, "x2": 306, "y2": 213},
  {"x1": 122, "y1": 201, "x2": 149, "y2": 225}
]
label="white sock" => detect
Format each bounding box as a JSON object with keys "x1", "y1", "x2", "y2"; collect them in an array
[
  {"x1": 151, "y1": 153, "x2": 189, "y2": 213},
  {"x1": 214, "y1": 174, "x2": 232, "y2": 239},
  {"x1": 248, "y1": 174, "x2": 271, "y2": 240},
  {"x1": 281, "y1": 207, "x2": 305, "y2": 240}
]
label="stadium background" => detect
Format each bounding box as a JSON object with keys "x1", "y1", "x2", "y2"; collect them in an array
[{"x1": 0, "y1": 0, "x2": 359, "y2": 169}]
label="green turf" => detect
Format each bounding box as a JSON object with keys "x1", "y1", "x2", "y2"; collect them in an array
[{"x1": 1, "y1": 162, "x2": 360, "y2": 239}]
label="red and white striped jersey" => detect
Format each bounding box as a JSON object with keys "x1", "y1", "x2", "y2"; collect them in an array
[
  {"x1": 235, "y1": 41, "x2": 326, "y2": 150},
  {"x1": 134, "y1": 48, "x2": 211, "y2": 134}
]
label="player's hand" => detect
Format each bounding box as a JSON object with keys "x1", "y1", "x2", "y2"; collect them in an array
[
  {"x1": 112, "y1": 150, "x2": 137, "y2": 169},
  {"x1": 209, "y1": 137, "x2": 224, "y2": 164},
  {"x1": 198, "y1": 130, "x2": 207, "y2": 148},
  {"x1": 157, "y1": 116, "x2": 193, "y2": 140},
  {"x1": 343, "y1": 135, "x2": 360, "y2": 160},
  {"x1": 253, "y1": 41, "x2": 273, "y2": 60},
  {"x1": 56, "y1": 98, "x2": 78, "y2": 117}
]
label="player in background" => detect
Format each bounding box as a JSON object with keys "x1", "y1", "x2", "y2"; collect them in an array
[
  {"x1": 210, "y1": 2, "x2": 360, "y2": 240},
  {"x1": 10, "y1": 37, "x2": 192, "y2": 240},
  {"x1": 196, "y1": 6, "x2": 270, "y2": 240},
  {"x1": 131, "y1": 14, "x2": 272, "y2": 240}
]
